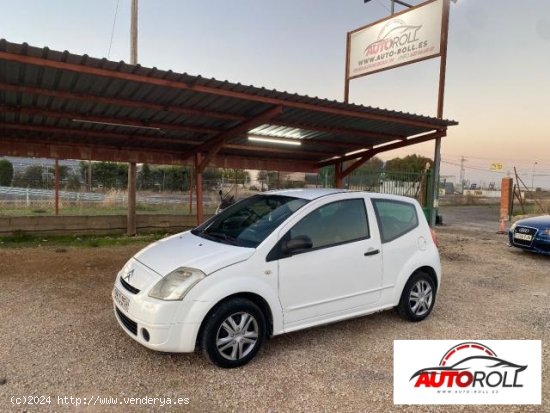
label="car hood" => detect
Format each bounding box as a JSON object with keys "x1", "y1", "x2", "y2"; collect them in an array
[
  {"x1": 133, "y1": 231, "x2": 255, "y2": 276},
  {"x1": 515, "y1": 215, "x2": 550, "y2": 228}
]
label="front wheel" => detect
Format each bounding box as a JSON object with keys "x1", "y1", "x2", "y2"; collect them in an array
[
  {"x1": 397, "y1": 272, "x2": 436, "y2": 322},
  {"x1": 200, "y1": 298, "x2": 266, "y2": 368}
]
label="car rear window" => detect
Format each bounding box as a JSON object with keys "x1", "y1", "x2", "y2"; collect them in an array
[{"x1": 372, "y1": 199, "x2": 419, "y2": 243}]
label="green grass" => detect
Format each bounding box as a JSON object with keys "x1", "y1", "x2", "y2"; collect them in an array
[{"x1": 0, "y1": 231, "x2": 168, "y2": 249}]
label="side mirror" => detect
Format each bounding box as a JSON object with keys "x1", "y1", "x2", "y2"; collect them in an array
[{"x1": 282, "y1": 235, "x2": 313, "y2": 255}]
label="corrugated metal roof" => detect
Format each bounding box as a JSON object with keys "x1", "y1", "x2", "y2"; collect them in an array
[{"x1": 0, "y1": 39, "x2": 457, "y2": 171}]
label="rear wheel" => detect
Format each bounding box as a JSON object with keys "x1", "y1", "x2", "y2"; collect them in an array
[
  {"x1": 200, "y1": 298, "x2": 266, "y2": 368},
  {"x1": 398, "y1": 272, "x2": 436, "y2": 322}
]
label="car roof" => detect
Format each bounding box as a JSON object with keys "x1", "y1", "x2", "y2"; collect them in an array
[
  {"x1": 265, "y1": 188, "x2": 348, "y2": 200},
  {"x1": 265, "y1": 188, "x2": 421, "y2": 204}
]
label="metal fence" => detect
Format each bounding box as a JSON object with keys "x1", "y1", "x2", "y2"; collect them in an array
[
  {"x1": 0, "y1": 183, "x2": 222, "y2": 216},
  {"x1": 1, "y1": 158, "x2": 432, "y2": 217},
  {"x1": 348, "y1": 171, "x2": 428, "y2": 198}
]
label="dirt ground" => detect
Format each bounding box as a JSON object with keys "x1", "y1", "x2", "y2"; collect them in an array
[{"x1": 0, "y1": 223, "x2": 548, "y2": 412}]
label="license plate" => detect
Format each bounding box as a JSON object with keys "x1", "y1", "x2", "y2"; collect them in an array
[
  {"x1": 113, "y1": 287, "x2": 130, "y2": 312},
  {"x1": 514, "y1": 233, "x2": 533, "y2": 241}
]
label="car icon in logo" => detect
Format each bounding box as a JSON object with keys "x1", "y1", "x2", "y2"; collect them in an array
[
  {"x1": 410, "y1": 342, "x2": 527, "y2": 388},
  {"x1": 123, "y1": 269, "x2": 134, "y2": 284}
]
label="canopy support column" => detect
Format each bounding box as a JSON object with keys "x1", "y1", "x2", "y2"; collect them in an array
[
  {"x1": 54, "y1": 158, "x2": 59, "y2": 215},
  {"x1": 335, "y1": 162, "x2": 344, "y2": 189},
  {"x1": 431, "y1": 138, "x2": 442, "y2": 226}
]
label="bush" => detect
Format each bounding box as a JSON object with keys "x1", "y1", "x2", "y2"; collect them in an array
[{"x1": 0, "y1": 159, "x2": 14, "y2": 186}]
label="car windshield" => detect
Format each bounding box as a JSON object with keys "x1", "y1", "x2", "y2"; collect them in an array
[{"x1": 191, "y1": 195, "x2": 309, "y2": 248}]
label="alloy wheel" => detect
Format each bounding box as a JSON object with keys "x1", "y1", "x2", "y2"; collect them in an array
[
  {"x1": 216, "y1": 311, "x2": 259, "y2": 361},
  {"x1": 408, "y1": 280, "x2": 433, "y2": 316}
]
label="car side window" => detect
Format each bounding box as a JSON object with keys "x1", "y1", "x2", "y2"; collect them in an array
[
  {"x1": 372, "y1": 199, "x2": 418, "y2": 243},
  {"x1": 288, "y1": 199, "x2": 369, "y2": 250}
]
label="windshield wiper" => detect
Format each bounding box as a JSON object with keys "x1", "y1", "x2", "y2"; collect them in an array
[{"x1": 202, "y1": 231, "x2": 241, "y2": 246}]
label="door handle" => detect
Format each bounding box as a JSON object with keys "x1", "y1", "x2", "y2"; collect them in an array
[{"x1": 364, "y1": 249, "x2": 380, "y2": 256}]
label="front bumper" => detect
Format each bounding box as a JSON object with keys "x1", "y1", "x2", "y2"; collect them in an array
[
  {"x1": 508, "y1": 231, "x2": 550, "y2": 256},
  {"x1": 113, "y1": 300, "x2": 201, "y2": 352},
  {"x1": 112, "y1": 278, "x2": 213, "y2": 353}
]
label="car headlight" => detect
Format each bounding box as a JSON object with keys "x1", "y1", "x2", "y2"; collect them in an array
[
  {"x1": 509, "y1": 222, "x2": 517, "y2": 231},
  {"x1": 148, "y1": 267, "x2": 206, "y2": 301}
]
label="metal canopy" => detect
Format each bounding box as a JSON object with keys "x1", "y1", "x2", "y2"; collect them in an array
[{"x1": 0, "y1": 39, "x2": 457, "y2": 173}]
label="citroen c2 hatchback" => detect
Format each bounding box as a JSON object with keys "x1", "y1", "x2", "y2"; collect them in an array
[{"x1": 113, "y1": 189, "x2": 441, "y2": 368}]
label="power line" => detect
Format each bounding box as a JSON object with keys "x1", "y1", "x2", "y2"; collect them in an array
[
  {"x1": 107, "y1": 0, "x2": 121, "y2": 59},
  {"x1": 442, "y1": 152, "x2": 550, "y2": 166},
  {"x1": 441, "y1": 159, "x2": 550, "y2": 174},
  {"x1": 441, "y1": 160, "x2": 506, "y2": 174}
]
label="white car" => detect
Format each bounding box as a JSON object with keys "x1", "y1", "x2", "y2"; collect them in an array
[{"x1": 113, "y1": 189, "x2": 441, "y2": 368}]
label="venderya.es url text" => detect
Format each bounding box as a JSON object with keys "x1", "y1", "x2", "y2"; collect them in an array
[{"x1": 10, "y1": 395, "x2": 190, "y2": 407}]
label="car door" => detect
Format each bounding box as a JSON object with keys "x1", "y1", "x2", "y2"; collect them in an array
[{"x1": 274, "y1": 197, "x2": 383, "y2": 328}]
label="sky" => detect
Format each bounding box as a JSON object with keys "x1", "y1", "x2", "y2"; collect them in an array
[{"x1": 1, "y1": 0, "x2": 549, "y2": 188}]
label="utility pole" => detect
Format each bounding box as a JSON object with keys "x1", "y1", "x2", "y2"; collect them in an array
[
  {"x1": 430, "y1": 0, "x2": 451, "y2": 227},
  {"x1": 459, "y1": 155, "x2": 466, "y2": 193},
  {"x1": 127, "y1": 0, "x2": 138, "y2": 236},
  {"x1": 130, "y1": 0, "x2": 138, "y2": 64}
]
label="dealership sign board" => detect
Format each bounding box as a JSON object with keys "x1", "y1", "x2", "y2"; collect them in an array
[
  {"x1": 394, "y1": 340, "x2": 542, "y2": 405},
  {"x1": 347, "y1": 0, "x2": 444, "y2": 79}
]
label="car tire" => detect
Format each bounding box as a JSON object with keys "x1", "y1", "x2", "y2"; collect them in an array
[
  {"x1": 200, "y1": 298, "x2": 266, "y2": 368},
  {"x1": 397, "y1": 272, "x2": 436, "y2": 322}
]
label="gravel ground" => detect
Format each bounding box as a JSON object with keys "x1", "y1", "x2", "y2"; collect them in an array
[
  {"x1": 439, "y1": 204, "x2": 500, "y2": 232},
  {"x1": 0, "y1": 225, "x2": 548, "y2": 412}
]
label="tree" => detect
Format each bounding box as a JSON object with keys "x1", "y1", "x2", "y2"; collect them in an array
[
  {"x1": 202, "y1": 168, "x2": 222, "y2": 189},
  {"x1": 138, "y1": 163, "x2": 155, "y2": 190},
  {"x1": 317, "y1": 167, "x2": 334, "y2": 188},
  {"x1": 12, "y1": 165, "x2": 45, "y2": 188},
  {"x1": 347, "y1": 156, "x2": 384, "y2": 188},
  {"x1": 220, "y1": 169, "x2": 249, "y2": 185},
  {"x1": 258, "y1": 170, "x2": 279, "y2": 190},
  {"x1": 79, "y1": 161, "x2": 126, "y2": 190},
  {"x1": 65, "y1": 174, "x2": 82, "y2": 191},
  {"x1": 43, "y1": 165, "x2": 72, "y2": 189},
  {"x1": 385, "y1": 154, "x2": 432, "y2": 174},
  {"x1": 89, "y1": 162, "x2": 128, "y2": 189},
  {"x1": 160, "y1": 166, "x2": 190, "y2": 191},
  {"x1": 0, "y1": 159, "x2": 14, "y2": 186}
]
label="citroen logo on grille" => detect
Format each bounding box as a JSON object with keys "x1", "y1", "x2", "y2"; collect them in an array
[{"x1": 123, "y1": 269, "x2": 134, "y2": 284}]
